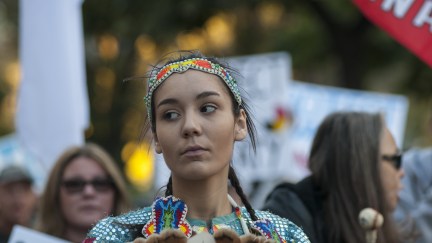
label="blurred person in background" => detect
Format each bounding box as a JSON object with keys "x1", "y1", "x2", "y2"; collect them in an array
[
  {"x1": 0, "y1": 164, "x2": 37, "y2": 243},
  {"x1": 35, "y1": 143, "x2": 131, "y2": 243},
  {"x1": 263, "y1": 112, "x2": 406, "y2": 243},
  {"x1": 394, "y1": 104, "x2": 432, "y2": 243}
]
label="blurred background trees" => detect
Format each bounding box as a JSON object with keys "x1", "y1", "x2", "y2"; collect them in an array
[{"x1": 1, "y1": 0, "x2": 431, "y2": 182}]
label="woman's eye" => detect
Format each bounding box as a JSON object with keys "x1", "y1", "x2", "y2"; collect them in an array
[
  {"x1": 201, "y1": 105, "x2": 216, "y2": 113},
  {"x1": 163, "y1": 111, "x2": 180, "y2": 120}
]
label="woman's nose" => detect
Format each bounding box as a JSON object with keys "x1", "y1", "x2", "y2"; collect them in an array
[
  {"x1": 82, "y1": 183, "x2": 97, "y2": 195},
  {"x1": 181, "y1": 111, "x2": 202, "y2": 137}
]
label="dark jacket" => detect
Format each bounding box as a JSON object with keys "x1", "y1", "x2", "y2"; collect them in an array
[{"x1": 262, "y1": 176, "x2": 327, "y2": 243}]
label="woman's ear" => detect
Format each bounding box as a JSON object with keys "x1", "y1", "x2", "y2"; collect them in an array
[
  {"x1": 234, "y1": 109, "x2": 247, "y2": 141},
  {"x1": 153, "y1": 133, "x2": 162, "y2": 154}
]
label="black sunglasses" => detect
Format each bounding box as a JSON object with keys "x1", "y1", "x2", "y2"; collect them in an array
[
  {"x1": 62, "y1": 178, "x2": 114, "y2": 193},
  {"x1": 381, "y1": 152, "x2": 403, "y2": 170}
]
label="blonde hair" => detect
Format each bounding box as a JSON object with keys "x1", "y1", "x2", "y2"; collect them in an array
[{"x1": 35, "y1": 143, "x2": 131, "y2": 238}]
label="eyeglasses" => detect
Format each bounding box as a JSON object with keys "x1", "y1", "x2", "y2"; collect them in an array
[
  {"x1": 381, "y1": 152, "x2": 403, "y2": 170},
  {"x1": 61, "y1": 178, "x2": 114, "y2": 193}
]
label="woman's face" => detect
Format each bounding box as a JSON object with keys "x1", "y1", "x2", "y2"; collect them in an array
[
  {"x1": 153, "y1": 70, "x2": 247, "y2": 182},
  {"x1": 379, "y1": 127, "x2": 404, "y2": 211},
  {"x1": 59, "y1": 156, "x2": 115, "y2": 230}
]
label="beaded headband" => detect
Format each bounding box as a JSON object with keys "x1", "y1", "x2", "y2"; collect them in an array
[{"x1": 145, "y1": 58, "x2": 242, "y2": 122}]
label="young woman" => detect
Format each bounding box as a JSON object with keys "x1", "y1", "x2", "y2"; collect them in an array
[
  {"x1": 35, "y1": 143, "x2": 131, "y2": 243},
  {"x1": 263, "y1": 112, "x2": 405, "y2": 243},
  {"x1": 84, "y1": 52, "x2": 309, "y2": 243}
]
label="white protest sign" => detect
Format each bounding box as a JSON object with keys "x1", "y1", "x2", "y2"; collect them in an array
[
  {"x1": 233, "y1": 79, "x2": 408, "y2": 208},
  {"x1": 152, "y1": 52, "x2": 409, "y2": 209},
  {"x1": 228, "y1": 55, "x2": 408, "y2": 207},
  {"x1": 284, "y1": 81, "x2": 409, "y2": 179},
  {"x1": 8, "y1": 225, "x2": 70, "y2": 243},
  {"x1": 227, "y1": 52, "x2": 295, "y2": 193}
]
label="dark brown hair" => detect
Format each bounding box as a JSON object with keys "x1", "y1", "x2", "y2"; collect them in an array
[{"x1": 309, "y1": 112, "x2": 400, "y2": 243}]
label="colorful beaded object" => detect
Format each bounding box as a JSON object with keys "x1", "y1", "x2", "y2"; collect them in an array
[
  {"x1": 144, "y1": 58, "x2": 242, "y2": 122},
  {"x1": 142, "y1": 195, "x2": 286, "y2": 242},
  {"x1": 142, "y1": 195, "x2": 192, "y2": 238},
  {"x1": 251, "y1": 219, "x2": 287, "y2": 243}
]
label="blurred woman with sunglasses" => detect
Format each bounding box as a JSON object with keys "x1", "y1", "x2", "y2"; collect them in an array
[
  {"x1": 35, "y1": 143, "x2": 131, "y2": 242},
  {"x1": 263, "y1": 111, "x2": 406, "y2": 243}
]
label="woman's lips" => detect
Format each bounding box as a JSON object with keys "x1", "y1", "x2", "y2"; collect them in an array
[{"x1": 182, "y1": 145, "x2": 207, "y2": 157}]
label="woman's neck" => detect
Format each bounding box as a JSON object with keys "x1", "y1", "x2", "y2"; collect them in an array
[
  {"x1": 63, "y1": 226, "x2": 88, "y2": 243},
  {"x1": 172, "y1": 177, "x2": 232, "y2": 221}
]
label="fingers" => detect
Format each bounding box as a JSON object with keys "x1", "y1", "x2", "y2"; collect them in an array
[
  {"x1": 213, "y1": 228, "x2": 241, "y2": 243},
  {"x1": 159, "y1": 229, "x2": 188, "y2": 243},
  {"x1": 135, "y1": 229, "x2": 188, "y2": 243},
  {"x1": 132, "y1": 237, "x2": 147, "y2": 243},
  {"x1": 240, "y1": 234, "x2": 276, "y2": 243},
  {"x1": 132, "y1": 230, "x2": 276, "y2": 243}
]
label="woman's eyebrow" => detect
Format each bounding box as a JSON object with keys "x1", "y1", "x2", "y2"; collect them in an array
[
  {"x1": 156, "y1": 98, "x2": 178, "y2": 108},
  {"x1": 196, "y1": 91, "x2": 220, "y2": 100}
]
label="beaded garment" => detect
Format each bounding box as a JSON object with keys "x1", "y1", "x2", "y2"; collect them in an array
[{"x1": 85, "y1": 197, "x2": 310, "y2": 243}]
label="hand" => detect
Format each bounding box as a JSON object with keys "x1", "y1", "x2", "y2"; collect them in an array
[
  {"x1": 132, "y1": 229, "x2": 275, "y2": 243},
  {"x1": 239, "y1": 234, "x2": 275, "y2": 243},
  {"x1": 213, "y1": 228, "x2": 240, "y2": 243},
  {"x1": 213, "y1": 229, "x2": 275, "y2": 243},
  {"x1": 133, "y1": 229, "x2": 188, "y2": 243}
]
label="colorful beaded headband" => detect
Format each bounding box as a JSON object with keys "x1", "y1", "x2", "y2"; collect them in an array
[{"x1": 145, "y1": 58, "x2": 242, "y2": 122}]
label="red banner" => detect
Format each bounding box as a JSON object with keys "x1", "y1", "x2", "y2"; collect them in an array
[{"x1": 353, "y1": 0, "x2": 432, "y2": 68}]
